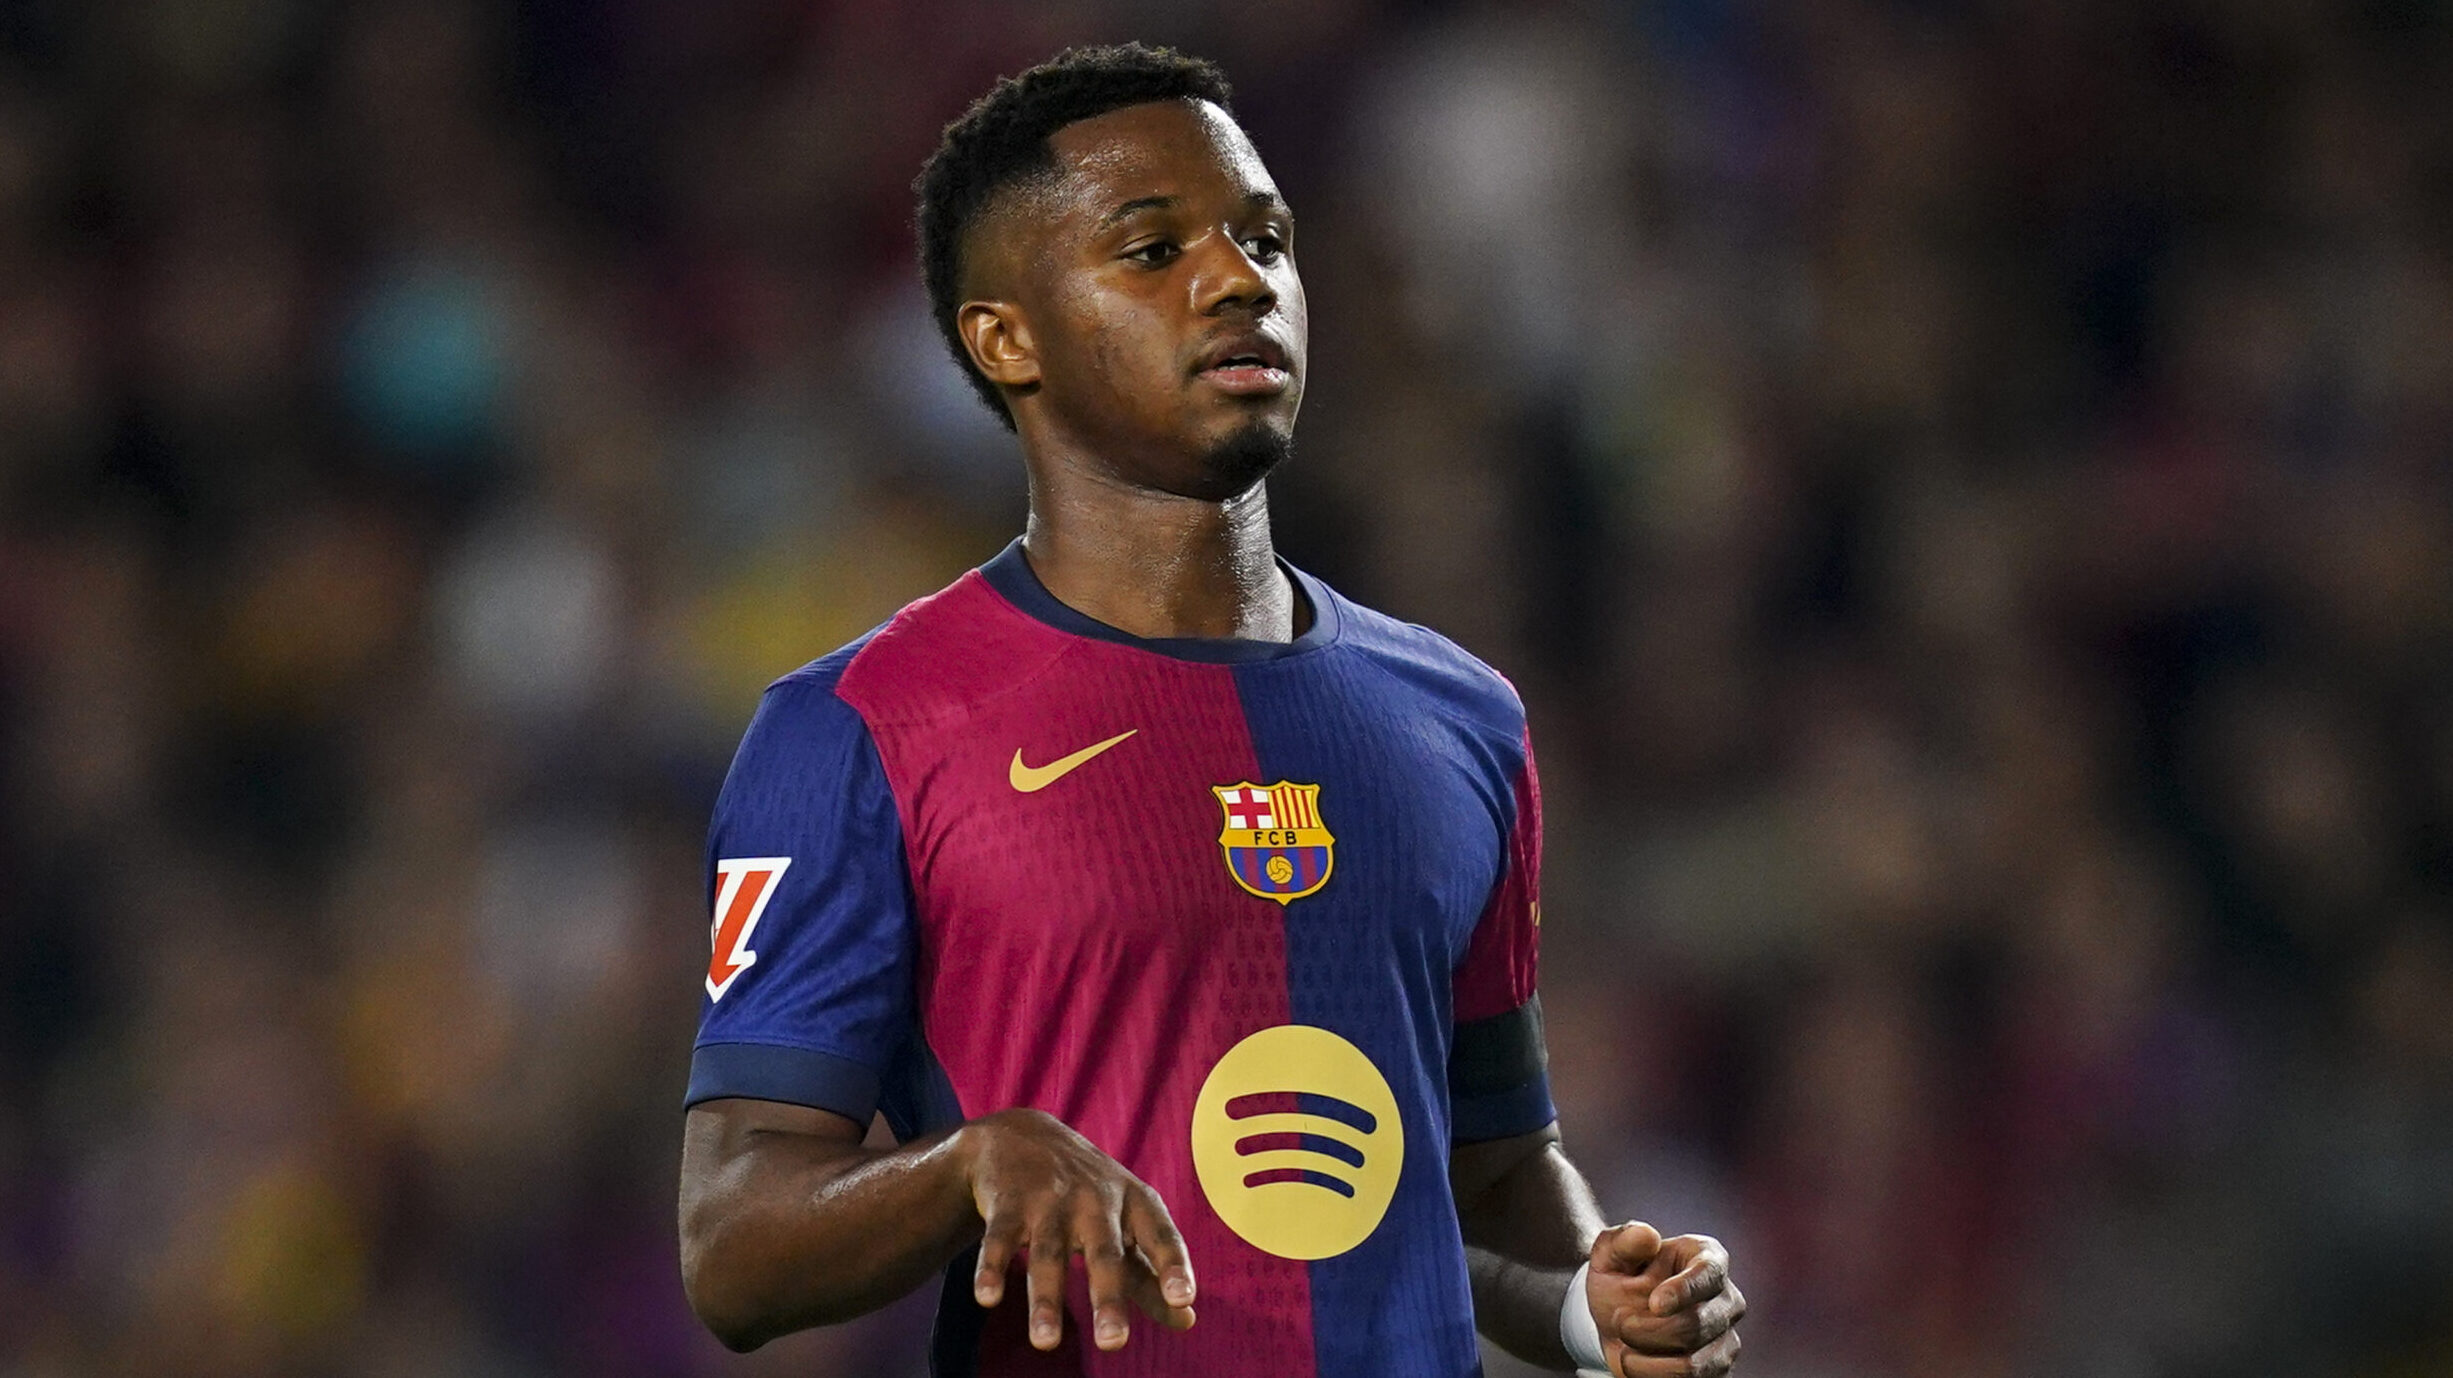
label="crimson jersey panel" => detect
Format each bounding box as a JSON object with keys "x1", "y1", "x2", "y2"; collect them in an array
[{"x1": 688, "y1": 541, "x2": 1554, "y2": 1378}]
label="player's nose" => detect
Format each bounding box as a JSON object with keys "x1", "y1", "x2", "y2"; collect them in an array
[{"x1": 1190, "y1": 231, "x2": 1275, "y2": 317}]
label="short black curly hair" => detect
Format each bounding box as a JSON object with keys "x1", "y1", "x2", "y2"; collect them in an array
[{"x1": 916, "y1": 43, "x2": 1234, "y2": 428}]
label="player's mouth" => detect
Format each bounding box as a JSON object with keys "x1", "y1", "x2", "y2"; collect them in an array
[{"x1": 1192, "y1": 331, "x2": 1294, "y2": 397}]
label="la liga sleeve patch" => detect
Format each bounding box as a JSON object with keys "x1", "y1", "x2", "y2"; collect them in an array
[{"x1": 707, "y1": 856, "x2": 792, "y2": 1000}]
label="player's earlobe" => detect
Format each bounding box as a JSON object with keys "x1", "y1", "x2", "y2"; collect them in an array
[{"x1": 959, "y1": 301, "x2": 1041, "y2": 393}]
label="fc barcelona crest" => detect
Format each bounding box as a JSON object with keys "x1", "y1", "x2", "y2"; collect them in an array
[{"x1": 1212, "y1": 781, "x2": 1335, "y2": 904}]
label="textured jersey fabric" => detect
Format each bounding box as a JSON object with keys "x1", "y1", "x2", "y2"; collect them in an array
[{"x1": 688, "y1": 540, "x2": 1553, "y2": 1378}]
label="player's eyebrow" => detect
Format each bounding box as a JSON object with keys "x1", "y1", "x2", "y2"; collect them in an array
[
  {"x1": 1096, "y1": 195, "x2": 1178, "y2": 231},
  {"x1": 1094, "y1": 190, "x2": 1290, "y2": 233}
]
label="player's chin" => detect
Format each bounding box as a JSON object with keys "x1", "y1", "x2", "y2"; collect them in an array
[{"x1": 1181, "y1": 413, "x2": 1294, "y2": 499}]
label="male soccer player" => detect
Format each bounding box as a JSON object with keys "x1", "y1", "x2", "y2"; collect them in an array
[{"x1": 677, "y1": 44, "x2": 1745, "y2": 1378}]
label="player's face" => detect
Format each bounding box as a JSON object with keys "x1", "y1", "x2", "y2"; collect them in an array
[{"x1": 1017, "y1": 100, "x2": 1306, "y2": 501}]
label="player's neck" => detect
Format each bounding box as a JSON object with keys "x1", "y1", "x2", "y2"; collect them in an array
[{"x1": 1019, "y1": 472, "x2": 1298, "y2": 643}]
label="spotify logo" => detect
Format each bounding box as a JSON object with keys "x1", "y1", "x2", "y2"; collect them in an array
[{"x1": 1190, "y1": 1025, "x2": 1404, "y2": 1260}]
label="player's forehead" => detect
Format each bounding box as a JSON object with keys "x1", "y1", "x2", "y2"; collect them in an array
[{"x1": 1041, "y1": 99, "x2": 1281, "y2": 224}]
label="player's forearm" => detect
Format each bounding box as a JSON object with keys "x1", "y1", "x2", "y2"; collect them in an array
[
  {"x1": 1457, "y1": 1139, "x2": 1607, "y2": 1370},
  {"x1": 1467, "y1": 1247, "x2": 1581, "y2": 1370},
  {"x1": 679, "y1": 1113, "x2": 982, "y2": 1350}
]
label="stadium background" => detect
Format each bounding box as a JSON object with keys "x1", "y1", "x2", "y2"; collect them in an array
[{"x1": 3, "y1": 1, "x2": 2452, "y2": 1374}]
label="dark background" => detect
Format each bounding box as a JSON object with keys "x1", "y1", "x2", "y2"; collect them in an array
[{"x1": 3, "y1": 1, "x2": 2452, "y2": 1374}]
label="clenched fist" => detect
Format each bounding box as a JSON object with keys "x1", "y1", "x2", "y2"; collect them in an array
[{"x1": 1583, "y1": 1221, "x2": 1745, "y2": 1376}]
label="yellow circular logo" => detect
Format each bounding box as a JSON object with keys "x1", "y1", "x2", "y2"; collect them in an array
[{"x1": 1190, "y1": 1025, "x2": 1404, "y2": 1260}]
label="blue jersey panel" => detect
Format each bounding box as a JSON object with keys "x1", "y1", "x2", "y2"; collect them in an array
[
  {"x1": 687, "y1": 639, "x2": 920, "y2": 1126},
  {"x1": 1232, "y1": 582, "x2": 1544, "y2": 1378}
]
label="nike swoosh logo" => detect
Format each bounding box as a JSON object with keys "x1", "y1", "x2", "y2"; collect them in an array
[{"x1": 1010, "y1": 729, "x2": 1139, "y2": 792}]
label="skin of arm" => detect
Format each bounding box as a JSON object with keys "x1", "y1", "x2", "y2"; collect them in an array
[
  {"x1": 680, "y1": 1099, "x2": 974, "y2": 1350},
  {"x1": 679, "y1": 1098, "x2": 1195, "y2": 1354},
  {"x1": 1455, "y1": 1123, "x2": 1605, "y2": 1370}
]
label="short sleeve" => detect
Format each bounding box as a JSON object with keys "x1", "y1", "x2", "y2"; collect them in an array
[
  {"x1": 684, "y1": 673, "x2": 917, "y2": 1124},
  {"x1": 1449, "y1": 731, "x2": 1554, "y2": 1144}
]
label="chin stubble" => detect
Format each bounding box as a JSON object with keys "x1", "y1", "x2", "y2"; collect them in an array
[{"x1": 1197, "y1": 420, "x2": 1293, "y2": 499}]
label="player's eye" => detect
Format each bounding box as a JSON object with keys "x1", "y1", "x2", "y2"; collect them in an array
[
  {"x1": 1241, "y1": 233, "x2": 1285, "y2": 264},
  {"x1": 1125, "y1": 240, "x2": 1179, "y2": 266}
]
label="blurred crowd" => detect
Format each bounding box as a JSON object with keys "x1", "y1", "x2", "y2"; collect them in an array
[{"x1": 3, "y1": 1, "x2": 2451, "y2": 1375}]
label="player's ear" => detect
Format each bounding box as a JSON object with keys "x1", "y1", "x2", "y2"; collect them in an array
[{"x1": 958, "y1": 300, "x2": 1040, "y2": 393}]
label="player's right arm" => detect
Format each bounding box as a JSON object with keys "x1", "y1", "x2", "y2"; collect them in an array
[
  {"x1": 677, "y1": 671, "x2": 1192, "y2": 1354},
  {"x1": 679, "y1": 1098, "x2": 1196, "y2": 1352}
]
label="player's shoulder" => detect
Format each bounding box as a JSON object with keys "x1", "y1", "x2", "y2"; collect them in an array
[
  {"x1": 760, "y1": 561, "x2": 1069, "y2": 733},
  {"x1": 764, "y1": 627, "x2": 880, "y2": 703},
  {"x1": 1313, "y1": 576, "x2": 1527, "y2": 745},
  {"x1": 720, "y1": 629, "x2": 888, "y2": 787}
]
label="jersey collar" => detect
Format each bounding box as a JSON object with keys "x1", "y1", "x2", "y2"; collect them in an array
[{"x1": 978, "y1": 538, "x2": 1341, "y2": 664}]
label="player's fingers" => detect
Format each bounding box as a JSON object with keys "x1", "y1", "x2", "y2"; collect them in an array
[
  {"x1": 1614, "y1": 1323, "x2": 1740, "y2": 1378},
  {"x1": 1615, "y1": 1285, "x2": 1741, "y2": 1355},
  {"x1": 1074, "y1": 1198, "x2": 1134, "y2": 1352},
  {"x1": 975, "y1": 1209, "x2": 1025, "y2": 1307},
  {"x1": 1123, "y1": 1186, "x2": 1197, "y2": 1311},
  {"x1": 1647, "y1": 1238, "x2": 1729, "y2": 1317},
  {"x1": 1700, "y1": 1325, "x2": 1743, "y2": 1377},
  {"x1": 1024, "y1": 1210, "x2": 1069, "y2": 1351},
  {"x1": 1595, "y1": 1221, "x2": 1664, "y2": 1275},
  {"x1": 1124, "y1": 1252, "x2": 1197, "y2": 1330},
  {"x1": 1713, "y1": 1278, "x2": 1744, "y2": 1333}
]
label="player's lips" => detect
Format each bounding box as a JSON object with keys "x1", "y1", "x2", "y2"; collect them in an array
[{"x1": 1192, "y1": 330, "x2": 1295, "y2": 396}]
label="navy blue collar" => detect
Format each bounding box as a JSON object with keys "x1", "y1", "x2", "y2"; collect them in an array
[{"x1": 979, "y1": 538, "x2": 1340, "y2": 664}]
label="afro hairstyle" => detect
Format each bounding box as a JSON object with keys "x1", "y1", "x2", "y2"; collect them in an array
[{"x1": 915, "y1": 43, "x2": 1234, "y2": 427}]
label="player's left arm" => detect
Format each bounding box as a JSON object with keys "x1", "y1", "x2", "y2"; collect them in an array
[
  {"x1": 1452, "y1": 1127, "x2": 1745, "y2": 1376},
  {"x1": 1449, "y1": 726, "x2": 1743, "y2": 1374},
  {"x1": 1452, "y1": 1123, "x2": 1596, "y2": 1368}
]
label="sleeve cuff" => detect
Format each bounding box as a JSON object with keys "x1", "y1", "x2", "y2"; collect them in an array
[{"x1": 685, "y1": 1041, "x2": 883, "y2": 1122}]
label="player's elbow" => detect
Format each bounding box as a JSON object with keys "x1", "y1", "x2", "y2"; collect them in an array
[
  {"x1": 696, "y1": 1308, "x2": 768, "y2": 1356},
  {"x1": 680, "y1": 1237, "x2": 767, "y2": 1350},
  {"x1": 678, "y1": 1198, "x2": 779, "y2": 1352}
]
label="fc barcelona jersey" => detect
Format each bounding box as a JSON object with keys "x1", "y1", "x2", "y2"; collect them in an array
[{"x1": 686, "y1": 540, "x2": 1554, "y2": 1378}]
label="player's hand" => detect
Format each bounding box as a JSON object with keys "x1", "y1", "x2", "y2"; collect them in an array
[
  {"x1": 1585, "y1": 1221, "x2": 1745, "y2": 1376},
  {"x1": 959, "y1": 1107, "x2": 1197, "y2": 1353}
]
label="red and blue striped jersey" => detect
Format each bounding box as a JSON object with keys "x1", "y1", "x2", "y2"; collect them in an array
[{"x1": 688, "y1": 540, "x2": 1553, "y2": 1378}]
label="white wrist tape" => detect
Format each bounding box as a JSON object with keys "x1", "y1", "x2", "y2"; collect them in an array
[{"x1": 1561, "y1": 1261, "x2": 1607, "y2": 1372}]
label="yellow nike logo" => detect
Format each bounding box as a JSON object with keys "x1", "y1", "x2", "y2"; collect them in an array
[{"x1": 1009, "y1": 730, "x2": 1138, "y2": 793}]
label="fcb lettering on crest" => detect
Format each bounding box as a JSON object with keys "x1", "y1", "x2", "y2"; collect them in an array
[{"x1": 1212, "y1": 781, "x2": 1335, "y2": 904}]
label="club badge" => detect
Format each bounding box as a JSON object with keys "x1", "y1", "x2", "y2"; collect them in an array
[{"x1": 1211, "y1": 781, "x2": 1334, "y2": 904}]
